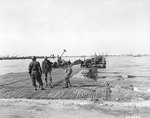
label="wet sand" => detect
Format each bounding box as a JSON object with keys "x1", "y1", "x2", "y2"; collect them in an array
[{"x1": 0, "y1": 65, "x2": 150, "y2": 117}]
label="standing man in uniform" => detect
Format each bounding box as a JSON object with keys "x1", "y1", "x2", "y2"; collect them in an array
[
  {"x1": 57, "y1": 55, "x2": 62, "y2": 67},
  {"x1": 42, "y1": 56, "x2": 53, "y2": 88},
  {"x1": 28, "y1": 56, "x2": 44, "y2": 90},
  {"x1": 64, "y1": 64, "x2": 73, "y2": 88}
]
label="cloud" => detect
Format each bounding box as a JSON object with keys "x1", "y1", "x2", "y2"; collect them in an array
[{"x1": 0, "y1": 0, "x2": 150, "y2": 56}]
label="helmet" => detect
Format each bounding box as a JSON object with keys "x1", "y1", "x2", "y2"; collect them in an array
[
  {"x1": 32, "y1": 56, "x2": 36, "y2": 60},
  {"x1": 44, "y1": 56, "x2": 48, "y2": 60}
]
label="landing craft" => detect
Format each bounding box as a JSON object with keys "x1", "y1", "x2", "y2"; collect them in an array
[
  {"x1": 82, "y1": 55, "x2": 106, "y2": 68},
  {"x1": 73, "y1": 55, "x2": 106, "y2": 68},
  {"x1": 132, "y1": 54, "x2": 142, "y2": 57}
]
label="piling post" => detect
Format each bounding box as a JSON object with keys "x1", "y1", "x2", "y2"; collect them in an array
[{"x1": 105, "y1": 82, "x2": 111, "y2": 101}]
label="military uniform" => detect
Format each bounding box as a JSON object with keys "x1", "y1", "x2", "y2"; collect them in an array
[
  {"x1": 64, "y1": 67, "x2": 72, "y2": 88},
  {"x1": 42, "y1": 58, "x2": 53, "y2": 87},
  {"x1": 28, "y1": 58, "x2": 44, "y2": 90}
]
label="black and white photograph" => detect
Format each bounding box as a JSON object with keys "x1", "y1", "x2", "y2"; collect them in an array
[{"x1": 0, "y1": 0, "x2": 150, "y2": 118}]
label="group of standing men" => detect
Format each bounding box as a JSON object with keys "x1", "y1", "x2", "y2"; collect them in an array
[{"x1": 28, "y1": 56, "x2": 72, "y2": 90}]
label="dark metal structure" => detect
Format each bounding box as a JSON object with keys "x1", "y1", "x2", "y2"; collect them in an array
[{"x1": 81, "y1": 56, "x2": 106, "y2": 68}]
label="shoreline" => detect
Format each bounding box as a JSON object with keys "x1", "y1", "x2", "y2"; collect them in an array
[{"x1": 0, "y1": 55, "x2": 150, "y2": 60}]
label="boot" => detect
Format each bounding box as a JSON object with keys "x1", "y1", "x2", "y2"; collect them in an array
[
  {"x1": 64, "y1": 82, "x2": 69, "y2": 88},
  {"x1": 63, "y1": 86, "x2": 68, "y2": 88},
  {"x1": 50, "y1": 83, "x2": 53, "y2": 88},
  {"x1": 69, "y1": 83, "x2": 72, "y2": 87},
  {"x1": 40, "y1": 85, "x2": 45, "y2": 90},
  {"x1": 68, "y1": 80, "x2": 72, "y2": 87},
  {"x1": 34, "y1": 86, "x2": 37, "y2": 90}
]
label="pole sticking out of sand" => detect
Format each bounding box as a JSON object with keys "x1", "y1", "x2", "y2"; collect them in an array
[{"x1": 60, "y1": 49, "x2": 67, "y2": 58}]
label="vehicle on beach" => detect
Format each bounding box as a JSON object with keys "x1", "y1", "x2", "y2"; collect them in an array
[
  {"x1": 132, "y1": 54, "x2": 142, "y2": 57},
  {"x1": 73, "y1": 55, "x2": 106, "y2": 68},
  {"x1": 83, "y1": 56, "x2": 106, "y2": 68},
  {"x1": 51, "y1": 49, "x2": 71, "y2": 68},
  {"x1": 50, "y1": 49, "x2": 106, "y2": 69},
  {"x1": 52, "y1": 58, "x2": 70, "y2": 68}
]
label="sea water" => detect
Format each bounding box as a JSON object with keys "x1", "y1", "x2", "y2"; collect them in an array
[{"x1": 0, "y1": 57, "x2": 85, "y2": 75}]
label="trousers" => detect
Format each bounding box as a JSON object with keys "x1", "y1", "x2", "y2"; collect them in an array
[{"x1": 31, "y1": 71, "x2": 43, "y2": 87}]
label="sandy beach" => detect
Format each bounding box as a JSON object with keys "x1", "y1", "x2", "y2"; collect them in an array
[
  {"x1": 0, "y1": 65, "x2": 150, "y2": 117},
  {"x1": 0, "y1": 99, "x2": 150, "y2": 118}
]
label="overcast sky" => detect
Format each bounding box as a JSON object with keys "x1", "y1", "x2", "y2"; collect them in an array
[{"x1": 0, "y1": 0, "x2": 150, "y2": 56}]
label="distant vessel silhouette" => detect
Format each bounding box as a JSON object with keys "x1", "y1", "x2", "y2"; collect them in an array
[{"x1": 132, "y1": 54, "x2": 142, "y2": 57}]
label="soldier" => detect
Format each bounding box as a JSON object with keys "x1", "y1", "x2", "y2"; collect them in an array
[
  {"x1": 80, "y1": 60, "x2": 84, "y2": 68},
  {"x1": 68, "y1": 60, "x2": 71, "y2": 65},
  {"x1": 42, "y1": 56, "x2": 53, "y2": 87},
  {"x1": 64, "y1": 64, "x2": 73, "y2": 88},
  {"x1": 28, "y1": 56, "x2": 44, "y2": 90}
]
